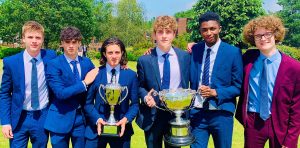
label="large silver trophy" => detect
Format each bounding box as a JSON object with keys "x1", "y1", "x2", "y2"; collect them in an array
[
  {"x1": 153, "y1": 88, "x2": 197, "y2": 146},
  {"x1": 98, "y1": 77, "x2": 128, "y2": 137}
]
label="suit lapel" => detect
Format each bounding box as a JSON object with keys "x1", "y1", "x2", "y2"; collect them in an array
[
  {"x1": 78, "y1": 56, "x2": 85, "y2": 80},
  {"x1": 210, "y1": 42, "x2": 225, "y2": 86},
  {"x1": 174, "y1": 48, "x2": 185, "y2": 87},
  {"x1": 273, "y1": 52, "x2": 287, "y2": 99},
  {"x1": 17, "y1": 51, "x2": 26, "y2": 98},
  {"x1": 60, "y1": 55, "x2": 75, "y2": 82},
  {"x1": 196, "y1": 43, "x2": 205, "y2": 86},
  {"x1": 150, "y1": 48, "x2": 162, "y2": 90}
]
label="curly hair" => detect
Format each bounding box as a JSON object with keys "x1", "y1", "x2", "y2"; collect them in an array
[
  {"x1": 100, "y1": 37, "x2": 128, "y2": 66},
  {"x1": 60, "y1": 26, "x2": 82, "y2": 41},
  {"x1": 199, "y1": 11, "x2": 221, "y2": 26},
  {"x1": 243, "y1": 15, "x2": 285, "y2": 46},
  {"x1": 22, "y1": 21, "x2": 44, "y2": 38},
  {"x1": 153, "y1": 16, "x2": 177, "y2": 34}
]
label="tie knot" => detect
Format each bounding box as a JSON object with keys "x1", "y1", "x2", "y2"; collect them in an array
[
  {"x1": 31, "y1": 58, "x2": 37, "y2": 63},
  {"x1": 111, "y1": 68, "x2": 116, "y2": 75},
  {"x1": 70, "y1": 60, "x2": 77, "y2": 66},
  {"x1": 162, "y1": 53, "x2": 169, "y2": 59},
  {"x1": 207, "y1": 48, "x2": 211, "y2": 53}
]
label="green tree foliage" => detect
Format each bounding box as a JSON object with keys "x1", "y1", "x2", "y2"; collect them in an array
[
  {"x1": 174, "y1": 9, "x2": 194, "y2": 18},
  {"x1": 0, "y1": 0, "x2": 95, "y2": 48},
  {"x1": 189, "y1": 0, "x2": 265, "y2": 47},
  {"x1": 277, "y1": 0, "x2": 300, "y2": 47}
]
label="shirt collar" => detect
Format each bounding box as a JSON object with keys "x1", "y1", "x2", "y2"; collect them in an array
[
  {"x1": 106, "y1": 63, "x2": 121, "y2": 73},
  {"x1": 259, "y1": 49, "x2": 281, "y2": 62},
  {"x1": 205, "y1": 38, "x2": 221, "y2": 53},
  {"x1": 64, "y1": 54, "x2": 79, "y2": 63},
  {"x1": 23, "y1": 49, "x2": 42, "y2": 63},
  {"x1": 156, "y1": 46, "x2": 175, "y2": 57}
]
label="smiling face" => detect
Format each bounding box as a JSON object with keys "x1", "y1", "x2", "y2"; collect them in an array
[
  {"x1": 254, "y1": 27, "x2": 277, "y2": 56},
  {"x1": 61, "y1": 39, "x2": 81, "y2": 60},
  {"x1": 104, "y1": 44, "x2": 123, "y2": 68},
  {"x1": 154, "y1": 28, "x2": 176, "y2": 52},
  {"x1": 22, "y1": 31, "x2": 44, "y2": 56},
  {"x1": 200, "y1": 20, "x2": 221, "y2": 47}
]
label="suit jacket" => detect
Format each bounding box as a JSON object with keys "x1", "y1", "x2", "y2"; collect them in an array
[
  {"x1": 44, "y1": 55, "x2": 94, "y2": 134},
  {"x1": 0, "y1": 49, "x2": 56, "y2": 130},
  {"x1": 235, "y1": 49, "x2": 300, "y2": 148},
  {"x1": 135, "y1": 47, "x2": 190, "y2": 131},
  {"x1": 84, "y1": 66, "x2": 139, "y2": 139},
  {"x1": 189, "y1": 41, "x2": 243, "y2": 116}
]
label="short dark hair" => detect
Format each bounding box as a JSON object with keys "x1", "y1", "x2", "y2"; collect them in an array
[
  {"x1": 198, "y1": 12, "x2": 221, "y2": 26},
  {"x1": 100, "y1": 37, "x2": 128, "y2": 66},
  {"x1": 60, "y1": 26, "x2": 82, "y2": 41}
]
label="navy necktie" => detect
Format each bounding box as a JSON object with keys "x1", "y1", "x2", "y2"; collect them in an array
[
  {"x1": 31, "y1": 58, "x2": 39, "y2": 109},
  {"x1": 202, "y1": 48, "x2": 211, "y2": 86},
  {"x1": 260, "y1": 58, "x2": 270, "y2": 120},
  {"x1": 161, "y1": 53, "x2": 170, "y2": 89},
  {"x1": 70, "y1": 61, "x2": 80, "y2": 81},
  {"x1": 111, "y1": 68, "x2": 116, "y2": 83}
]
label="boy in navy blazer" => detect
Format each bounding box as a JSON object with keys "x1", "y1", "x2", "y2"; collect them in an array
[
  {"x1": 135, "y1": 16, "x2": 190, "y2": 148},
  {"x1": 84, "y1": 37, "x2": 139, "y2": 148},
  {"x1": 0, "y1": 21, "x2": 56, "y2": 148},
  {"x1": 44, "y1": 27, "x2": 98, "y2": 148}
]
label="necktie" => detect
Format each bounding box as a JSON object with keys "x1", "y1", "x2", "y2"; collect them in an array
[
  {"x1": 202, "y1": 48, "x2": 211, "y2": 86},
  {"x1": 161, "y1": 53, "x2": 170, "y2": 89},
  {"x1": 111, "y1": 68, "x2": 116, "y2": 83},
  {"x1": 70, "y1": 61, "x2": 80, "y2": 80},
  {"x1": 31, "y1": 58, "x2": 39, "y2": 109},
  {"x1": 260, "y1": 58, "x2": 270, "y2": 120}
]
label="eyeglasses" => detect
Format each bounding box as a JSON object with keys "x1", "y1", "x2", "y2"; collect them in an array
[{"x1": 254, "y1": 32, "x2": 273, "y2": 41}]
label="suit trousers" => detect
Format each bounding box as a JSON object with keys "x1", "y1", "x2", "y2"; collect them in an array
[
  {"x1": 9, "y1": 108, "x2": 48, "y2": 148},
  {"x1": 49, "y1": 109, "x2": 85, "y2": 148},
  {"x1": 85, "y1": 135, "x2": 131, "y2": 148},
  {"x1": 244, "y1": 112, "x2": 281, "y2": 148},
  {"x1": 190, "y1": 109, "x2": 233, "y2": 148}
]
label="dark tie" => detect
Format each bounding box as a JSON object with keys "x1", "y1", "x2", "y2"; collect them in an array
[
  {"x1": 111, "y1": 68, "x2": 116, "y2": 83},
  {"x1": 70, "y1": 61, "x2": 80, "y2": 80},
  {"x1": 161, "y1": 53, "x2": 170, "y2": 89},
  {"x1": 31, "y1": 58, "x2": 39, "y2": 109},
  {"x1": 260, "y1": 58, "x2": 270, "y2": 120},
  {"x1": 202, "y1": 48, "x2": 211, "y2": 86}
]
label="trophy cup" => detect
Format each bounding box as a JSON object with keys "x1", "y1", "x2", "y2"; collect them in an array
[
  {"x1": 98, "y1": 77, "x2": 128, "y2": 137},
  {"x1": 153, "y1": 88, "x2": 197, "y2": 146}
]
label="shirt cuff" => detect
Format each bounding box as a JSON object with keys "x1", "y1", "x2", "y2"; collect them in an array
[
  {"x1": 82, "y1": 81, "x2": 87, "y2": 91},
  {"x1": 96, "y1": 118, "x2": 103, "y2": 125}
]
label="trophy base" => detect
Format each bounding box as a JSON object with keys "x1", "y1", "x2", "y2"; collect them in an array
[
  {"x1": 101, "y1": 125, "x2": 120, "y2": 137},
  {"x1": 164, "y1": 133, "x2": 195, "y2": 147}
]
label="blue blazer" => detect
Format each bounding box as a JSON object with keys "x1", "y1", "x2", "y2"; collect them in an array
[
  {"x1": 135, "y1": 47, "x2": 190, "y2": 131},
  {"x1": 189, "y1": 41, "x2": 243, "y2": 115},
  {"x1": 84, "y1": 66, "x2": 139, "y2": 139},
  {"x1": 0, "y1": 49, "x2": 56, "y2": 130},
  {"x1": 44, "y1": 55, "x2": 94, "y2": 134}
]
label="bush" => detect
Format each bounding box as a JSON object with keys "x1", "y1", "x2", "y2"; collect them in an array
[
  {"x1": 278, "y1": 45, "x2": 300, "y2": 61},
  {"x1": 0, "y1": 47, "x2": 23, "y2": 59},
  {"x1": 132, "y1": 41, "x2": 154, "y2": 51},
  {"x1": 173, "y1": 33, "x2": 190, "y2": 50},
  {"x1": 86, "y1": 50, "x2": 101, "y2": 59}
]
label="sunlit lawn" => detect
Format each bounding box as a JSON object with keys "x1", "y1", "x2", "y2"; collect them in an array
[{"x1": 0, "y1": 59, "x2": 298, "y2": 147}]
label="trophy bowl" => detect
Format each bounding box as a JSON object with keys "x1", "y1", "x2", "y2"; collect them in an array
[
  {"x1": 154, "y1": 88, "x2": 196, "y2": 146},
  {"x1": 99, "y1": 81, "x2": 128, "y2": 137}
]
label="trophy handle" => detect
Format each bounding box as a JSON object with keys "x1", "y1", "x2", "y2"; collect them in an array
[
  {"x1": 119, "y1": 86, "x2": 128, "y2": 104},
  {"x1": 98, "y1": 84, "x2": 107, "y2": 104},
  {"x1": 188, "y1": 90, "x2": 198, "y2": 110},
  {"x1": 151, "y1": 90, "x2": 168, "y2": 111}
]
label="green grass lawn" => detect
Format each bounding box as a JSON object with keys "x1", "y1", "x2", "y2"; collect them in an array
[{"x1": 0, "y1": 59, "x2": 298, "y2": 147}]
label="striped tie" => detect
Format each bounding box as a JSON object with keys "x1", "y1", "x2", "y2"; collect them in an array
[{"x1": 202, "y1": 48, "x2": 211, "y2": 86}]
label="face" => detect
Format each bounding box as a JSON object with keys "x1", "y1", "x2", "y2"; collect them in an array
[
  {"x1": 200, "y1": 20, "x2": 221, "y2": 47},
  {"x1": 104, "y1": 44, "x2": 122, "y2": 68},
  {"x1": 22, "y1": 31, "x2": 44, "y2": 55},
  {"x1": 154, "y1": 28, "x2": 176, "y2": 51},
  {"x1": 61, "y1": 39, "x2": 81, "y2": 59},
  {"x1": 254, "y1": 28, "x2": 276, "y2": 54}
]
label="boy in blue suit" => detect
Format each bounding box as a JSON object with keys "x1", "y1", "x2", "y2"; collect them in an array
[
  {"x1": 84, "y1": 37, "x2": 139, "y2": 148},
  {"x1": 188, "y1": 12, "x2": 243, "y2": 148},
  {"x1": 44, "y1": 26, "x2": 99, "y2": 148},
  {"x1": 0, "y1": 21, "x2": 56, "y2": 148},
  {"x1": 135, "y1": 16, "x2": 190, "y2": 148}
]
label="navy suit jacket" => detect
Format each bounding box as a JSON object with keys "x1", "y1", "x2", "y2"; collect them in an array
[
  {"x1": 135, "y1": 47, "x2": 190, "y2": 131},
  {"x1": 0, "y1": 49, "x2": 56, "y2": 130},
  {"x1": 189, "y1": 41, "x2": 243, "y2": 115},
  {"x1": 84, "y1": 66, "x2": 139, "y2": 139},
  {"x1": 44, "y1": 55, "x2": 94, "y2": 134}
]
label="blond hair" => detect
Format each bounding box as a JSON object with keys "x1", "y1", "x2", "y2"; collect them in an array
[
  {"x1": 22, "y1": 21, "x2": 44, "y2": 37},
  {"x1": 153, "y1": 16, "x2": 177, "y2": 33}
]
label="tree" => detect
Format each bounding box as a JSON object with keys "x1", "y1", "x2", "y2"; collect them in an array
[
  {"x1": 174, "y1": 9, "x2": 194, "y2": 18},
  {"x1": 188, "y1": 0, "x2": 265, "y2": 47},
  {"x1": 0, "y1": 0, "x2": 96, "y2": 48},
  {"x1": 277, "y1": 0, "x2": 300, "y2": 47}
]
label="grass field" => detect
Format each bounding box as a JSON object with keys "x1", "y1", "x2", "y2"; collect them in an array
[{"x1": 0, "y1": 59, "x2": 298, "y2": 147}]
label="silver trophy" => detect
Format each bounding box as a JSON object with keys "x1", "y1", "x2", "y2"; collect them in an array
[
  {"x1": 152, "y1": 88, "x2": 197, "y2": 146},
  {"x1": 98, "y1": 77, "x2": 128, "y2": 136}
]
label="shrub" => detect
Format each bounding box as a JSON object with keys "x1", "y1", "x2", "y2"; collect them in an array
[
  {"x1": 86, "y1": 50, "x2": 101, "y2": 59},
  {"x1": 173, "y1": 33, "x2": 190, "y2": 50},
  {"x1": 132, "y1": 41, "x2": 154, "y2": 51},
  {"x1": 0, "y1": 47, "x2": 23, "y2": 59},
  {"x1": 278, "y1": 45, "x2": 300, "y2": 61}
]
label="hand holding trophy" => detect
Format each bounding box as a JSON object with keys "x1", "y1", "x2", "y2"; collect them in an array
[{"x1": 98, "y1": 76, "x2": 128, "y2": 137}]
